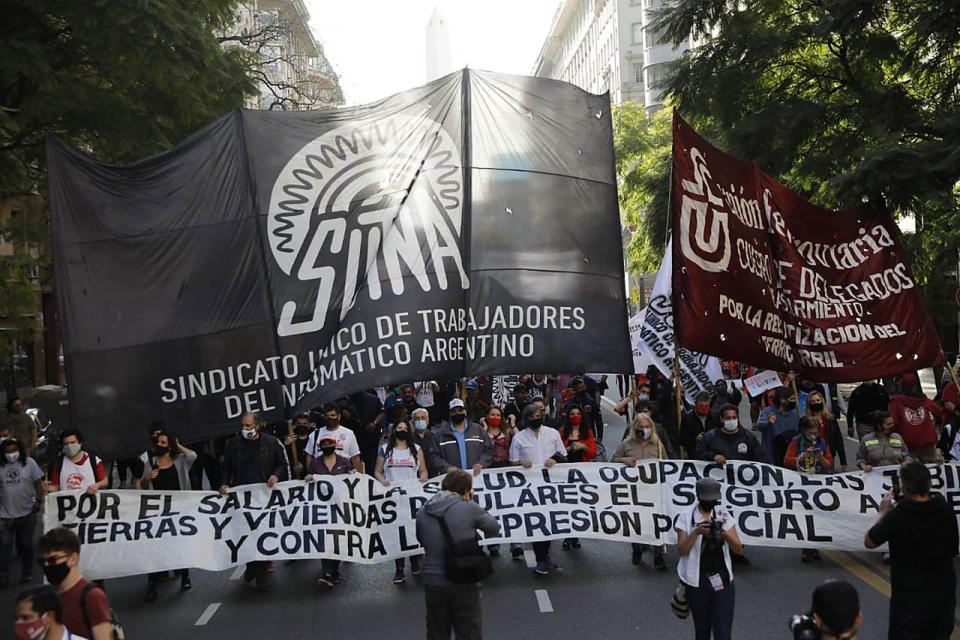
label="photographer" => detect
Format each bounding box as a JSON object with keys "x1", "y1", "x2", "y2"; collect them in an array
[
  {"x1": 864, "y1": 460, "x2": 958, "y2": 640},
  {"x1": 791, "y1": 579, "x2": 862, "y2": 639},
  {"x1": 676, "y1": 477, "x2": 743, "y2": 640}
]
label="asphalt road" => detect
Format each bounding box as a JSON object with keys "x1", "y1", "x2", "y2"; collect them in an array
[{"x1": 2, "y1": 386, "x2": 957, "y2": 639}]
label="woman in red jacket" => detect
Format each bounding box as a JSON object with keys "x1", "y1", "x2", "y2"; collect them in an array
[{"x1": 560, "y1": 406, "x2": 597, "y2": 550}]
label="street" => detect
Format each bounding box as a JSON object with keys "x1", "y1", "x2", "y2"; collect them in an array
[{"x1": 4, "y1": 392, "x2": 955, "y2": 639}]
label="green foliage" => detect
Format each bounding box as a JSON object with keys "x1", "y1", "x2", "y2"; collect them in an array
[
  {"x1": 0, "y1": 0, "x2": 256, "y2": 367},
  {"x1": 622, "y1": 0, "x2": 960, "y2": 338}
]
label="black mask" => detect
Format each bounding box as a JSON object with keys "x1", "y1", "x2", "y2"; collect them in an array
[
  {"x1": 527, "y1": 418, "x2": 543, "y2": 429},
  {"x1": 699, "y1": 500, "x2": 718, "y2": 512},
  {"x1": 575, "y1": 389, "x2": 586, "y2": 397},
  {"x1": 153, "y1": 446, "x2": 169, "y2": 456},
  {"x1": 809, "y1": 402, "x2": 824, "y2": 412},
  {"x1": 325, "y1": 418, "x2": 339, "y2": 428},
  {"x1": 320, "y1": 446, "x2": 336, "y2": 457},
  {"x1": 41, "y1": 561, "x2": 70, "y2": 586},
  {"x1": 395, "y1": 430, "x2": 409, "y2": 441},
  {"x1": 295, "y1": 426, "x2": 311, "y2": 436},
  {"x1": 451, "y1": 413, "x2": 466, "y2": 424},
  {"x1": 784, "y1": 401, "x2": 796, "y2": 410}
]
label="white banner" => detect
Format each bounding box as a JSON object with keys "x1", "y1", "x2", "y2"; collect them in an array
[
  {"x1": 635, "y1": 240, "x2": 723, "y2": 401},
  {"x1": 45, "y1": 461, "x2": 960, "y2": 579},
  {"x1": 744, "y1": 370, "x2": 783, "y2": 397}
]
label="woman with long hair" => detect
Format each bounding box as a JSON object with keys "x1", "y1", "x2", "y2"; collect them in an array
[
  {"x1": 481, "y1": 405, "x2": 517, "y2": 558},
  {"x1": 612, "y1": 414, "x2": 669, "y2": 569},
  {"x1": 806, "y1": 390, "x2": 846, "y2": 471},
  {"x1": 560, "y1": 405, "x2": 597, "y2": 551},
  {"x1": 375, "y1": 419, "x2": 428, "y2": 584},
  {"x1": 0, "y1": 437, "x2": 43, "y2": 588},
  {"x1": 137, "y1": 430, "x2": 197, "y2": 601}
]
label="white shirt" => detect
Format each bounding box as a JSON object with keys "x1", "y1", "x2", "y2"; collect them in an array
[
  {"x1": 305, "y1": 426, "x2": 360, "y2": 460},
  {"x1": 380, "y1": 445, "x2": 419, "y2": 482},
  {"x1": 59, "y1": 627, "x2": 89, "y2": 640},
  {"x1": 508, "y1": 426, "x2": 565, "y2": 465},
  {"x1": 676, "y1": 504, "x2": 737, "y2": 588},
  {"x1": 58, "y1": 453, "x2": 101, "y2": 491},
  {"x1": 416, "y1": 381, "x2": 436, "y2": 408}
]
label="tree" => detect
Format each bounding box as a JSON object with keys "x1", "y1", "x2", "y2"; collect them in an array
[
  {"x1": 649, "y1": 0, "x2": 960, "y2": 343},
  {"x1": 0, "y1": 0, "x2": 256, "y2": 387}
]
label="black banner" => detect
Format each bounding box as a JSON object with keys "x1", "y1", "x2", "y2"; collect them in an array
[{"x1": 48, "y1": 70, "x2": 630, "y2": 457}]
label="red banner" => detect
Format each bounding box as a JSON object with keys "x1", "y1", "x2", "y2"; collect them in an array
[{"x1": 671, "y1": 113, "x2": 943, "y2": 382}]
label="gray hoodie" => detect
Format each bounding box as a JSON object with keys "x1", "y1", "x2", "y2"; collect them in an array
[{"x1": 415, "y1": 490, "x2": 500, "y2": 587}]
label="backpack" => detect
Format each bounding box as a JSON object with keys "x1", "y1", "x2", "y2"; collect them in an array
[
  {"x1": 81, "y1": 582, "x2": 125, "y2": 640},
  {"x1": 433, "y1": 514, "x2": 493, "y2": 584},
  {"x1": 50, "y1": 452, "x2": 103, "y2": 489}
]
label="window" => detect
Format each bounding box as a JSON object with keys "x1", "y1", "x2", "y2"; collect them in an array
[
  {"x1": 631, "y1": 22, "x2": 643, "y2": 45},
  {"x1": 633, "y1": 63, "x2": 643, "y2": 84},
  {"x1": 645, "y1": 26, "x2": 670, "y2": 48}
]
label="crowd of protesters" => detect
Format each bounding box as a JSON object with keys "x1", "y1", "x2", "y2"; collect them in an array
[{"x1": 2, "y1": 365, "x2": 960, "y2": 638}]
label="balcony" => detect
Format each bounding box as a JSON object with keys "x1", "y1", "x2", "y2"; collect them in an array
[{"x1": 643, "y1": 42, "x2": 687, "y2": 68}]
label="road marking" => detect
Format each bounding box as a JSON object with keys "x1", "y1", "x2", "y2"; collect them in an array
[
  {"x1": 229, "y1": 566, "x2": 245, "y2": 581},
  {"x1": 523, "y1": 549, "x2": 537, "y2": 569},
  {"x1": 534, "y1": 589, "x2": 553, "y2": 613},
  {"x1": 194, "y1": 603, "x2": 221, "y2": 626}
]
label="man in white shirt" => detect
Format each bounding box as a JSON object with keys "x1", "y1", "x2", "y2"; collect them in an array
[
  {"x1": 508, "y1": 403, "x2": 567, "y2": 576},
  {"x1": 305, "y1": 402, "x2": 362, "y2": 472}
]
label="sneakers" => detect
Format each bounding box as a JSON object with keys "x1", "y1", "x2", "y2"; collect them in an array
[
  {"x1": 393, "y1": 568, "x2": 406, "y2": 584},
  {"x1": 534, "y1": 561, "x2": 549, "y2": 576},
  {"x1": 411, "y1": 557, "x2": 422, "y2": 575},
  {"x1": 511, "y1": 546, "x2": 524, "y2": 561},
  {"x1": 654, "y1": 551, "x2": 667, "y2": 571},
  {"x1": 571, "y1": 539, "x2": 581, "y2": 549},
  {"x1": 331, "y1": 571, "x2": 343, "y2": 584},
  {"x1": 801, "y1": 549, "x2": 821, "y2": 563},
  {"x1": 317, "y1": 573, "x2": 336, "y2": 589},
  {"x1": 180, "y1": 574, "x2": 192, "y2": 592},
  {"x1": 545, "y1": 559, "x2": 561, "y2": 572},
  {"x1": 561, "y1": 540, "x2": 572, "y2": 551},
  {"x1": 488, "y1": 546, "x2": 500, "y2": 557}
]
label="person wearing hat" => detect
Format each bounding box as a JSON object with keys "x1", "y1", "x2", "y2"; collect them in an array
[
  {"x1": 888, "y1": 372, "x2": 944, "y2": 463},
  {"x1": 676, "y1": 477, "x2": 743, "y2": 640},
  {"x1": 0, "y1": 436, "x2": 43, "y2": 588},
  {"x1": 306, "y1": 434, "x2": 356, "y2": 589},
  {"x1": 463, "y1": 379, "x2": 489, "y2": 423},
  {"x1": 435, "y1": 399, "x2": 493, "y2": 475}
]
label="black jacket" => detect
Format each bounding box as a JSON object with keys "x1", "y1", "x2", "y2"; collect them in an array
[
  {"x1": 696, "y1": 426, "x2": 768, "y2": 463},
  {"x1": 846, "y1": 382, "x2": 889, "y2": 429},
  {"x1": 680, "y1": 410, "x2": 721, "y2": 457},
  {"x1": 222, "y1": 432, "x2": 290, "y2": 487}
]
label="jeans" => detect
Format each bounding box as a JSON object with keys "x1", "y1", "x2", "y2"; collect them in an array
[
  {"x1": 532, "y1": 541, "x2": 551, "y2": 562},
  {"x1": 425, "y1": 584, "x2": 482, "y2": 640},
  {"x1": 0, "y1": 513, "x2": 36, "y2": 579},
  {"x1": 686, "y1": 573, "x2": 735, "y2": 640}
]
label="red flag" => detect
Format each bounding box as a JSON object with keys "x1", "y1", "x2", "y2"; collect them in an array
[{"x1": 671, "y1": 112, "x2": 943, "y2": 382}]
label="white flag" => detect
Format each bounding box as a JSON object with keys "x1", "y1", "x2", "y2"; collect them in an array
[{"x1": 634, "y1": 240, "x2": 723, "y2": 402}]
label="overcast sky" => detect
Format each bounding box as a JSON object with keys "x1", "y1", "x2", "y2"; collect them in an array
[{"x1": 306, "y1": 0, "x2": 561, "y2": 105}]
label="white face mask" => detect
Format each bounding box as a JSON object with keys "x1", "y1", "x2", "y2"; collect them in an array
[
  {"x1": 241, "y1": 427, "x2": 258, "y2": 440},
  {"x1": 4, "y1": 452, "x2": 18, "y2": 463},
  {"x1": 637, "y1": 428, "x2": 651, "y2": 440},
  {"x1": 722, "y1": 419, "x2": 738, "y2": 433},
  {"x1": 63, "y1": 443, "x2": 82, "y2": 458}
]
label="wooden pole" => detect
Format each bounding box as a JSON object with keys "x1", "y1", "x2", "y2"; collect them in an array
[
  {"x1": 945, "y1": 353, "x2": 960, "y2": 391},
  {"x1": 286, "y1": 420, "x2": 300, "y2": 469},
  {"x1": 674, "y1": 354, "x2": 684, "y2": 446},
  {"x1": 790, "y1": 376, "x2": 802, "y2": 419}
]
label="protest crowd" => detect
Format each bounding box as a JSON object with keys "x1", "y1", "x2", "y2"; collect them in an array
[{"x1": 3, "y1": 366, "x2": 959, "y2": 640}]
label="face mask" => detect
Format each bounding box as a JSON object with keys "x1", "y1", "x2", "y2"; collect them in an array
[
  {"x1": 63, "y1": 443, "x2": 81, "y2": 458},
  {"x1": 241, "y1": 428, "x2": 258, "y2": 440},
  {"x1": 699, "y1": 499, "x2": 718, "y2": 512},
  {"x1": 696, "y1": 405, "x2": 710, "y2": 416},
  {"x1": 153, "y1": 446, "x2": 169, "y2": 456},
  {"x1": 320, "y1": 446, "x2": 336, "y2": 456},
  {"x1": 325, "y1": 418, "x2": 339, "y2": 428},
  {"x1": 295, "y1": 426, "x2": 311, "y2": 436},
  {"x1": 414, "y1": 420, "x2": 428, "y2": 432},
  {"x1": 784, "y1": 401, "x2": 796, "y2": 410},
  {"x1": 636, "y1": 394, "x2": 649, "y2": 402},
  {"x1": 14, "y1": 618, "x2": 47, "y2": 640},
  {"x1": 637, "y1": 428, "x2": 651, "y2": 439},
  {"x1": 41, "y1": 560, "x2": 70, "y2": 586},
  {"x1": 4, "y1": 452, "x2": 18, "y2": 463},
  {"x1": 569, "y1": 415, "x2": 582, "y2": 427},
  {"x1": 527, "y1": 418, "x2": 543, "y2": 429},
  {"x1": 451, "y1": 413, "x2": 466, "y2": 424},
  {"x1": 395, "y1": 430, "x2": 409, "y2": 441},
  {"x1": 805, "y1": 432, "x2": 819, "y2": 442},
  {"x1": 722, "y1": 419, "x2": 738, "y2": 433},
  {"x1": 486, "y1": 416, "x2": 502, "y2": 429},
  {"x1": 809, "y1": 402, "x2": 824, "y2": 412}
]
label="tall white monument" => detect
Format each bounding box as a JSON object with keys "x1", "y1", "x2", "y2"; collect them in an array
[{"x1": 425, "y1": 7, "x2": 452, "y2": 82}]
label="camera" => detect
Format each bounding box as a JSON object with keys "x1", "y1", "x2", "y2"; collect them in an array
[
  {"x1": 788, "y1": 613, "x2": 819, "y2": 640},
  {"x1": 704, "y1": 516, "x2": 724, "y2": 548}
]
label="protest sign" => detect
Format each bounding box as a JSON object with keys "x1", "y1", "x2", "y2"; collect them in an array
[
  {"x1": 48, "y1": 70, "x2": 631, "y2": 458},
  {"x1": 46, "y1": 461, "x2": 960, "y2": 579},
  {"x1": 743, "y1": 370, "x2": 783, "y2": 397},
  {"x1": 671, "y1": 113, "x2": 943, "y2": 381}
]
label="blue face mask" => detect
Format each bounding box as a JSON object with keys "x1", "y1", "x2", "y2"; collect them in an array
[{"x1": 414, "y1": 420, "x2": 428, "y2": 432}]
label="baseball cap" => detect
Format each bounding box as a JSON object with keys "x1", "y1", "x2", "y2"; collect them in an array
[
  {"x1": 319, "y1": 435, "x2": 337, "y2": 446},
  {"x1": 465, "y1": 380, "x2": 479, "y2": 391},
  {"x1": 695, "y1": 477, "x2": 721, "y2": 501},
  {"x1": 449, "y1": 398, "x2": 465, "y2": 410}
]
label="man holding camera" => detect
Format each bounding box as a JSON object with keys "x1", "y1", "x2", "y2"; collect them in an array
[
  {"x1": 864, "y1": 460, "x2": 958, "y2": 640},
  {"x1": 790, "y1": 579, "x2": 863, "y2": 639},
  {"x1": 676, "y1": 477, "x2": 744, "y2": 640}
]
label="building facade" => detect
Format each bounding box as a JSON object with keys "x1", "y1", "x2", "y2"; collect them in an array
[
  {"x1": 532, "y1": 0, "x2": 693, "y2": 112},
  {"x1": 226, "y1": 0, "x2": 344, "y2": 110}
]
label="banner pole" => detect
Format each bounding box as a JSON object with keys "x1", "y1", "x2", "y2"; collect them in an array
[
  {"x1": 790, "y1": 376, "x2": 802, "y2": 419},
  {"x1": 286, "y1": 419, "x2": 300, "y2": 471},
  {"x1": 674, "y1": 354, "x2": 683, "y2": 444},
  {"x1": 944, "y1": 352, "x2": 960, "y2": 391}
]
